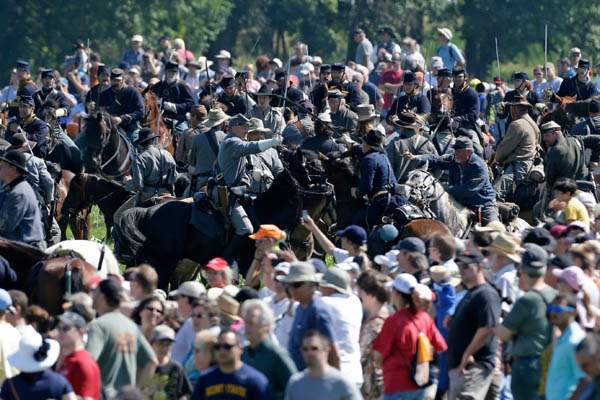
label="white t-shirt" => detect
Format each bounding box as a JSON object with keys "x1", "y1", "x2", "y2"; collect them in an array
[
  {"x1": 318, "y1": 293, "x2": 364, "y2": 385},
  {"x1": 0, "y1": 321, "x2": 20, "y2": 384},
  {"x1": 171, "y1": 318, "x2": 195, "y2": 364}
]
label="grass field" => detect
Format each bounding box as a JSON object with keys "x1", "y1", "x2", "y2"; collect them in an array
[{"x1": 65, "y1": 206, "x2": 111, "y2": 245}]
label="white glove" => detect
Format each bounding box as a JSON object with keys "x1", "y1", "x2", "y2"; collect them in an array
[
  {"x1": 55, "y1": 108, "x2": 66, "y2": 118},
  {"x1": 340, "y1": 133, "x2": 355, "y2": 145},
  {"x1": 163, "y1": 101, "x2": 176, "y2": 112},
  {"x1": 258, "y1": 137, "x2": 282, "y2": 151},
  {"x1": 271, "y1": 134, "x2": 283, "y2": 146}
]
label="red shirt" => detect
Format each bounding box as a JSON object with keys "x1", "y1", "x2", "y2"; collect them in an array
[
  {"x1": 380, "y1": 69, "x2": 404, "y2": 109},
  {"x1": 59, "y1": 349, "x2": 102, "y2": 400},
  {"x1": 373, "y1": 309, "x2": 447, "y2": 393}
]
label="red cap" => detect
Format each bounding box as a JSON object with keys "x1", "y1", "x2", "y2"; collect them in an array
[
  {"x1": 549, "y1": 224, "x2": 568, "y2": 238},
  {"x1": 205, "y1": 257, "x2": 229, "y2": 271}
]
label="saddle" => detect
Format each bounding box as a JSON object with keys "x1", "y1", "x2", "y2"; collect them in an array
[
  {"x1": 190, "y1": 192, "x2": 226, "y2": 241},
  {"x1": 390, "y1": 203, "x2": 435, "y2": 227}
]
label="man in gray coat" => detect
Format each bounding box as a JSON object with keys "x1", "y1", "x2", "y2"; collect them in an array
[
  {"x1": 188, "y1": 108, "x2": 229, "y2": 192},
  {"x1": 493, "y1": 96, "x2": 539, "y2": 201},
  {"x1": 250, "y1": 85, "x2": 285, "y2": 136},
  {"x1": 217, "y1": 114, "x2": 282, "y2": 261}
]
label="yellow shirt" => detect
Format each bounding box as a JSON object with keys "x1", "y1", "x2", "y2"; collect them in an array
[{"x1": 563, "y1": 197, "x2": 590, "y2": 228}]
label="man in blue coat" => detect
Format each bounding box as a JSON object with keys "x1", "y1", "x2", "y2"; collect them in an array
[
  {"x1": 451, "y1": 67, "x2": 480, "y2": 130},
  {"x1": 0, "y1": 150, "x2": 45, "y2": 249},
  {"x1": 150, "y1": 60, "x2": 194, "y2": 135},
  {"x1": 98, "y1": 68, "x2": 145, "y2": 143},
  {"x1": 408, "y1": 137, "x2": 499, "y2": 225},
  {"x1": 8, "y1": 95, "x2": 50, "y2": 158}
]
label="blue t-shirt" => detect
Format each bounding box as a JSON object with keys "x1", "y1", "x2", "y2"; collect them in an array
[
  {"x1": 287, "y1": 297, "x2": 337, "y2": 370},
  {"x1": 0, "y1": 370, "x2": 73, "y2": 400},
  {"x1": 191, "y1": 364, "x2": 272, "y2": 400},
  {"x1": 436, "y1": 43, "x2": 464, "y2": 70}
]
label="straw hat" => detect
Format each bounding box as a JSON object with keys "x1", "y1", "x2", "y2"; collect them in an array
[
  {"x1": 217, "y1": 293, "x2": 242, "y2": 321},
  {"x1": 204, "y1": 108, "x2": 231, "y2": 129},
  {"x1": 486, "y1": 232, "x2": 523, "y2": 263}
]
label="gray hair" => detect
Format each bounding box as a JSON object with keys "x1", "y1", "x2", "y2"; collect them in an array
[{"x1": 240, "y1": 299, "x2": 275, "y2": 329}]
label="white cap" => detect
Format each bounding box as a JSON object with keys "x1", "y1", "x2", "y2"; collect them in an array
[
  {"x1": 168, "y1": 281, "x2": 206, "y2": 299},
  {"x1": 570, "y1": 47, "x2": 581, "y2": 55},
  {"x1": 274, "y1": 262, "x2": 291, "y2": 275},
  {"x1": 131, "y1": 34, "x2": 144, "y2": 43},
  {"x1": 337, "y1": 257, "x2": 360, "y2": 272},
  {"x1": 391, "y1": 273, "x2": 417, "y2": 294},
  {"x1": 430, "y1": 56, "x2": 443, "y2": 69},
  {"x1": 413, "y1": 283, "x2": 433, "y2": 301},
  {"x1": 437, "y1": 28, "x2": 453, "y2": 41},
  {"x1": 271, "y1": 58, "x2": 283, "y2": 68},
  {"x1": 374, "y1": 249, "x2": 400, "y2": 269},
  {"x1": 215, "y1": 50, "x2": 231, "y2": 59}
]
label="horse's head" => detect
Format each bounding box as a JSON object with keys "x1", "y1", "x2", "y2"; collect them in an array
[
  {"x1": 405, "y1": 170, "x2": 440, "y2": 204},
  {"x1": 84, "y1": 111, "x2": 113, "y2": 171},
  {"x1": 283, "y1": 148, "x2": 327, "y2": 187}
]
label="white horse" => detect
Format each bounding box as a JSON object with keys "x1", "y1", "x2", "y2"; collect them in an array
[
  {"x1": 404, "y1": 169, "x2": 473, "y2": 237},
  {"x1": 45, "y1": 240, "x2": 121, "y2": 278}
]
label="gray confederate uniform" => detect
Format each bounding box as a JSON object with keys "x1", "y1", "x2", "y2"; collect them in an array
[
  {"x1": 189, "y1": 128, "x2": 226, "y2": 190},
  {"x1": 249, "y1": 107, "x2": 285, "y2": 136}
]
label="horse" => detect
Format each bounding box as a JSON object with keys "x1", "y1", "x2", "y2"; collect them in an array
[
  {"x1": 60, "y1": 173, "x2": 133, "y2": 240},
  {"x1": 320, "y1": 153, "x2": 362, "y2": 230},
  {"x1": 0, "y1": 238, "x2": 119, "y2": 315},
  {"x1": 539, "y1": 95, "x2": 577, "y2": 133},
  {"x1": 83, "y1": 111, "x2": 132, "y2": 180},
  {"x1": 404, "y1": 169, "x2": 473, "y2": 237},
  {"x1": 113, "y1": 167, "x2": 332, "y2": 289},
  {"x1": 143, "y1": 90, "x2": 174, "y2": 153}
]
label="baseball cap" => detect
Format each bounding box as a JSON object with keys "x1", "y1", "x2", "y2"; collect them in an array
[
  {"x1": 0, "y1": 289, "x2": 15, "y2": 313},
  {"x1": 168, "y1": 281, "x2": 206, "y2": 298},
  {"x1": 391, "y1": 273, "x2": 417, "y2": 294},
  {"x1": 151, "y1": 324, "x2": 176, "y2": 342},
  {"x1": 553, "y1": 266, "x2": 585, "y2": 291},
  {"x1": 394, "y1": 237, "x2": 426, "y2": 254},
  {"x1": 336, "y1": 225, "x2": 367, "y2": 246},
  {"x1": 521, "y1": 243, "x2": 548, "y2": 275},
  {"x1": 455, "y1": 252, "x2": 485, "y2": 266},
  {"x1": 413, "y1": 283, "x2": 433, "y2": 302},
  {"x1": 204, "y1": 257, "x2": 229, "y2": 272}
]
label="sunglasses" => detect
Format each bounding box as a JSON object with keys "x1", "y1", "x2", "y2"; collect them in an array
[
  {"x1": 214, "y1": 343, "x2": 236, "y2": 351},
  {"x1": 301, "y1": 346, "x2": 320, "y2": 352},
  {"x1": 145, "y1": 306, "x2": 164, "y2": 315},
  {"x1": 192, "y1": 312, "x2": 216, "y2": 319}
]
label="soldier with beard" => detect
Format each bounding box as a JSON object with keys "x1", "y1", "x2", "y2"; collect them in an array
[
  {"x1": 36, "y1": 69, "x2": 69, "y2": 119},
  {"x1": 150, "y1": 60, "x2": 195, "y2": 136},
  {"x1": 98, "y1": 68, "x2": 145, "y2": 143},
  {"x1": 85, "y1": 64, "x2": 110, "y2": 113}
]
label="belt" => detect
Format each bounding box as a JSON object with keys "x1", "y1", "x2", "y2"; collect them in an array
[{"x1": 370, "y1": 190, "x2": 389, "y2": 200}]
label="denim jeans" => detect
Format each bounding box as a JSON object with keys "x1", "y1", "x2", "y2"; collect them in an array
[{"x1": 383, "y1": 389, "x2": 426, "y2": 400}]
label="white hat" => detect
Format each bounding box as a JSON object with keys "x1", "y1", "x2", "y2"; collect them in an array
[
  {"x1": 437, "y1": 28, "x2": 453, "y2": 41},
  {"x1": 430, "y1": 56, "x2": 443, "y2": 69},
  {"x1": 206, "y1": 285, "x2": 239, "y2": 301},
  {"x1": 168, "y1": 281, "x2": 206, "y2": 299},
  {"x1": 390, "y1": 273, "x2": 417, "y2": 294},
  {"x1": 570, "y1": 47, "x2": 581, "y2": 55},
  {"x1": 413, "y1": 283, "x2": 433, "y2": 301},
  {"x1": 8, "y1": 326, "x2": 60, "y2": 373},
  {"x1": 271, "y1": 58, "x2": 283, "y2": 68},
  {"x1": 197, "y1": 56, "x2": 213, "y2": 68},
  {"x1": 215, "y1": 50, "x2": 231, "y2": 59},
  {"x1": 131, "y1": 34, "x2": 144, "y2": 43},
  {"x1": 337, "y1": 257, "x2": 360, "y2": 273},
  {"x1": 374, "y1": 249, "x2": 400, "y2": 270},
  {"x1": 129, "y1": 66, "x2": 141, "y2": 75},
  {"x1": 274, "y1": 262, "x2": 291, "y2": 275}
]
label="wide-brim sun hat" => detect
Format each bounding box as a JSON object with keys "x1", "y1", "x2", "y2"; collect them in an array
[{"x1": 8, "y1": 325, "x2": 60, "y2": 373}]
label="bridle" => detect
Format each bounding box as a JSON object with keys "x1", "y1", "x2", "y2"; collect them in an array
[
  {"x1": 88, "y1": 113, "x2": 132, "y2": 179},
  {"x1": 405, "y1": 170, "x2": 444, "y2": 206}
]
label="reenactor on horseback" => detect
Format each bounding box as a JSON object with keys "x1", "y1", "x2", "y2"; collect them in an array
[
  {"x1": 493, "y1": 96, "x2": 540, "y2": 202},
  {"x1": 6, "y1": 60, "x2": 40, "y2": 119},
  {"x1": 6, "y1": 131, "x2": 59, "y2": 244},
  {"x1": 449, "y1": 66, "x2": 480, "y2": 131},
  {"x1": 188, "y1": 108, "x2": 229, "y2": 192},
  {"x1": 498, "y1": 72, "x2": 542, "y2": 124},
  {"x1": 36, "y1": 69, "x2": 70, "y2": 119},
  {"x1": 249, "y1": 85, "x2": 285, "y2": 136},
  {"x1": 7, "y1": 95, "x2": 49, "y2": 159},
  {"x1": 85, "y1": 64, "x2": 110, "y2": 113},
  {"x1": 556, "y1": 59, "x2": 597, "y2": 101},
  {"x1": 405, "y1": 137, "x2": 500, "y2": 225},
  {"x1": 113, "y1": 127, "x2": 178, "y2": 223},
  {"x1": 328, "y1": 89, "x2": 358, "y2": 134},
  {"x1": 387, "y1": 71, "x2": 431, "y2": 122},
  {"x1": 571, "y1": 98, "x2": 600, "y2": 136},
  {"x1": 149, "y1": 60, "x2": 195, "y2": 136},
  {"x1": 0, "y1": 150, "x2": 45, "y2": 249},
  {"x1": 328, "y1": 63, "x2": 362, "y2": 111},
  {"x1": 217, "y1": 114, "x2": 282, "y2": 261},
  {"x1": 217, "y1": 76, "x2": 247, "y2": 116},
  {"x1": 98, "y1": 68, "x2": 145, "y2": 143}
]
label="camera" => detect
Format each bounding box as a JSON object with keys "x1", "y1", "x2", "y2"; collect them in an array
[{"x1": 475, "y1": 82, "x2": 498, "y2": 93}]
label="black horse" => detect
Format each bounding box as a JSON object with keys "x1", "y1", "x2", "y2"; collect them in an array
[
  {"x1": 83, "y1": 111, "x2": 132, "y2": 179},
  {"x1": 60, "y1": 173, "x2": 133, "y2": 240},
  {"x1": 113, "y1": 165, "x2": 332, "y2": 289}
]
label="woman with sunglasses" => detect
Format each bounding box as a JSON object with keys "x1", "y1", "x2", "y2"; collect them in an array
[{"x1": 131, "y1": 295, "x2": 165, "y2": 341}]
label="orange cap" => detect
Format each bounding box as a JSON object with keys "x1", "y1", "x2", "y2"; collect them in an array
[{"x1": 248, "y1": 224, "x2": 286, "y2": 241}]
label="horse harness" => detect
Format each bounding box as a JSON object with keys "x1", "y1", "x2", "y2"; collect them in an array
[{"x1": 91, "y1": 115, "x2": 133, "y2": 179}]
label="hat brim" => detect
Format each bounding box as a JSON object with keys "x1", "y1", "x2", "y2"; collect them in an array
[
  {"x1": 0, "y1": 156, "x2": 29, "y2": 174},
  {"x1": 248, "y1": 128, "x2": 272, "y2": 135},
  {"x1": 319, "y1": 281, "x2": 351, "y2": 294},
  {"x1": 204, "y1": 116, "x2": 231, "y2": 129},
  {"x1": 358, "y1": 114, "x2": 379, "y2": 122},
  {"x1": 8, "y1": 339, "x2": 60, "y2": 373},
  {"x1": 134, "y1": 134, "x2": 160, "y2": 145},
  {"x1": 276, "y1": 274, "x2": 320, "y2": 283}
]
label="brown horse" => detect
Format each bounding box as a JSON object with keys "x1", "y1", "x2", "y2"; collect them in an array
[
  {"x1": 0, "y1": 239, "x2": 97, "y2": 315},
  {"x1": 539, "y1": 95, "x2": 577, "y2": 132},
  {"x1": 53, "y1": 168, "x2": 91, "y2": 240},
  {"x1": 143, "y1": 90, "x2": 174, "y2": 153},
  {"x1": 401, "y1": 219, "x2": 452, "y2": 241}
]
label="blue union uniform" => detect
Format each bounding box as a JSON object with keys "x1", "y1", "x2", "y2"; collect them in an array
[
  {"x1": 150, "y1": 80, "x2": 195, "y2": 122},
  {"x1": 0, "y1": 176, "x2": 45, "y2": 248},
  {"x1": 98, "y1": 86, "x2": 145, "y2": 138}
]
